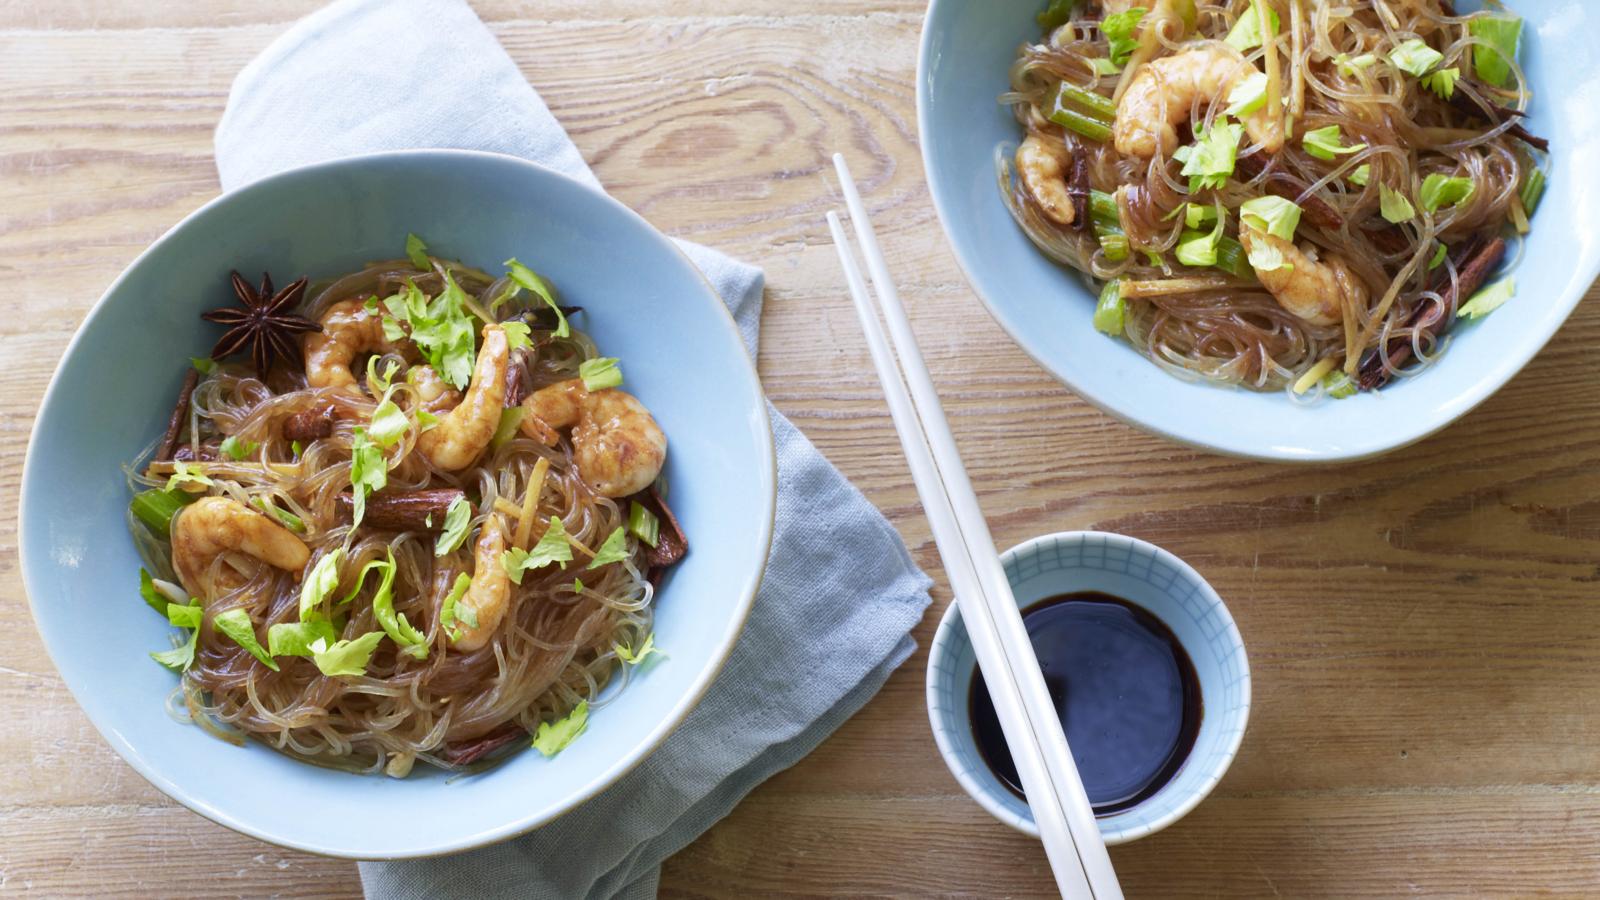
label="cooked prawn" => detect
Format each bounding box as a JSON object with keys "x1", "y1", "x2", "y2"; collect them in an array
[
  {"x1": 172, "y1": 496, "x2": 310, "y2": 600},
  {"x1": 414, "y1": 324, "x2": 509, "y2": 471},
  {"x1": 1113, "y1": 46, "x2": 1282, "y2": 158},
  {"x1": 1018, "y1": 135, "x2": 1076, "y2": 226},
  {"x1": 449, "y1": 517, "x2": 509, "y2": 652},
  {"x1": 408, "y1": 365, "x2": 460, "y2": 411},
  {"x1": 519, "y1": 379, "x2": 666, "y2": 498},
  {"x1": 1238, "y1": 226, "x2": 1365, "y2": 327},
  {"x1": 303, "y1": 299, "x2": 400, "y2": 390}
]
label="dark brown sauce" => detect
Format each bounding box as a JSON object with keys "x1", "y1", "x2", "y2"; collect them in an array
[{"x1": 968, "y1": 592, "x2": 1201, "y2": 815}]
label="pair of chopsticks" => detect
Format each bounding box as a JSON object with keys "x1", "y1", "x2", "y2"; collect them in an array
[{"x1": 826, "y1": 154, "x2": 1123, "y2": 900}]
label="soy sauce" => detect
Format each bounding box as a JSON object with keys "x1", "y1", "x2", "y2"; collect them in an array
[{"x1": 968, "y1": 592, "x2": 1201, "y2": 814}]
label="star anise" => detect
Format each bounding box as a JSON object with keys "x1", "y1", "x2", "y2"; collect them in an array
[{"x1": 202, "y1": 271, "x2": 321, "y2": 377}]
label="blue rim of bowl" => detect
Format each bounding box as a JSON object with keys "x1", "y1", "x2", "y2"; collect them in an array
[
  {"x1": 924, "y1": 531, "x2": 1251, "y2": 845},
  {"x1": 914, "y1": 0, "x2": 1600, "y2": 464},
  {"x1": 16, "y1": 148, "x2": 778, "y2": 860}
]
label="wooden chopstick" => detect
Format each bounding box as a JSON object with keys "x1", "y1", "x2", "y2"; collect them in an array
[{"x1": 828, "y1": 154, "x2": 1123, "y2": 900}]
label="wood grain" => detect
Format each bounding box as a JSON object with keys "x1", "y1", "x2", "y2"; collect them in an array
[{"x1": 3, "y1": 0, "x2": 1599, "y2": 897}]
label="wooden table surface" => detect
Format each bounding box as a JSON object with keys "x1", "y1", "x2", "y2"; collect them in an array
[{"x1": 5, "y1": 1, "x2": 1599, "y2": 896}]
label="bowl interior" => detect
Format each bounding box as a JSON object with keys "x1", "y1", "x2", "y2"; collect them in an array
[
  {"x1": 918, "y1": 0, "x2": 1600, "y2": 461},
  {"x1": 18, "y1": 151, "x2": 774, "y2": 859},
  {"x1": 927, "y1": 533, "x2": 1250, "y2": 844}
]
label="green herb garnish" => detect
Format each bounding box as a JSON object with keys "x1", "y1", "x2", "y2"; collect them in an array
[
  {"x1": 614, "y1": 634, "x2": 662, "y2": 666},
  {"x1": 504, "y1": 258, "x2": 568, "y2": 338},
  {"x1": 214, "y1": 608, "x2": 279, "y2": 671},
  {"x1": 439, "y1": 572, "x2": 474, "y2": 641},
  {"x1": 1172, "y1": 122, "x2": 1243, "y2": 192},
  {"x1": 309, "y1": 632, "x2": 385, "y2": 678},
  {"x1": 165, "y1": 459, "x2": 213, "y2": 493},
  {"x1": 1459, "y1": 277, "x2": 1515, "y2": 319},
  {"x1": 150, "y1": 601, "x2": 202, "y2": 672},
  {"x1": 1176, "y1": 209, "x2": 1226, "y2": 268},
  {"x1": 578, "y1": 357, "x2": 623, "y2": 392},
  {"x1": 587, "y1": 527, "x2": 630, "y2": 570},
  {"x1": 1421, "y1": 66, "x2": 1460, "y2": 99},
  {"x1": 1102, "y1": 7, "x2": 1148, "y2": 66},
  {"x1": 1389, "y1": 38, "x2": 1444, "y2": 78},
  {"x1": 1223, "y1": 71, "x2": 1268, "y2": 117},
  {"x1": 267, "y1": 620, "x2": 338, "y2": 657},
  {"x1": 1301, "y1": 125, "x2": 1366, "y2": 162},
  {"x1": 299, "y1": 550, "x2": 343, "y2": 621},
  {"x1": 365, "y1": 550, "x2": 427, "y2": 659},
  {"x1": 219, "y1": 435, "x2": 259, "y2": 461},
  {"x1": 1240, "y1": 195, "x2": 1302, "y2": 241},
  {"x1": 405, "y1": 233, "x2": 431, "y2": 270},
  {"x1": 138, "y1": 569, "x2": 171, "y2": 616},
  {"x1": 348, "y1": 427, "x2": 387, "y2": 531},
  {"x1": 435, "y1": 497, "x2": 472, "y2": 556},
  {"x1": 1379, "y1": 184, "x2": 1415, "y2": 223},
  {"x1": 532, "y1": 701, "x2": 589, "y2": 757},
  {"x1": 1224, "y1": 2, "x2": 1278, "y2": 51},
  {"x1": 1419, "y1": 173, "x2": 1474, "y2": 212},
  {"x1": 501, "y1": 516, "x2": 574, "y2": 583}
]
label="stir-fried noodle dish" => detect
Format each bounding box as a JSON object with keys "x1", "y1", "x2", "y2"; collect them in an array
[
  {"x1": 129, "y1": 235, "x2": 684, "y2": 776},
  {"x1": 1002, "y1": 0, "x2": 1544, "y2": 398}
]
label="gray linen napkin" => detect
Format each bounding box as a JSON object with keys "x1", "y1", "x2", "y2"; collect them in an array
[{"x1": 214, "y1": 1, "x2": 933, "y2": 897}]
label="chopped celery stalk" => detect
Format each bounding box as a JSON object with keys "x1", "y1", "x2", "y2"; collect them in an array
[
  {"x1": 1323, "y1": 370, "x2": 1358, "y2": 399},
  {"x1": 1469, "y1": 14, "x2": 1521, "y2": 87},
  {"x1": 1052, "y1": 80, "x2": 1116, "y2": 122},
  {"x1": 1093, "y1": 280, "x2": 1126, "y2": 336},
  {"x1": 1519, "y1": 168, "x2": 1545, "y2": 216},
  {"x1": 1092, "y1": 209, "x2": 1128, "y2": 261},
  {"x1": 489, "y1": 407, "x2": 526, "y2": 451},
  {"x1": 1098, "y1": 233, "x2": 1130, "y2": 261},
  {"x1": 130, "y1": 489, "x2": 196, "y2": 535},
  {"x1": 1213, "y1": 236, "x2": 1250, "y2": 278},
  {"x1": 628, "y1": 501, "x2": 660, "y2": 548},
  {"x1": 1047, "y1": 105, "x2": 1112, "y2": 142},
  {"x1": 1089, "y1": 190, "x2": 1120, "y2": 227}
]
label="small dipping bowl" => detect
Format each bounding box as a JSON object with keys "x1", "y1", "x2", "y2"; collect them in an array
[{"x1": 926, "y1": 531, "x2": 1250, "y2": 844}]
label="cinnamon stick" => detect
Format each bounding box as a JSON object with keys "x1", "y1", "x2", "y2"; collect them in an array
[
  {"x1": 335, "y1": 488, "x2": 466, "y2": 532},
  {"x1": 155, "y1": 368, "x2": 200, "y2": 461},
  {"x1": 1359, "y1": 235, "x2": 1505, "y2": 389}
]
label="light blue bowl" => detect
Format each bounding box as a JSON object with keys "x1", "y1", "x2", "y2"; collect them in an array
[
  {"x1": 17, "y1": 150, "x2": 776, "y2": 859},
  {"x1": 918, "y1": 0, "x2": 1600, "y2": 462},
  {"x1": 926, "y1": 532, "x2": 1249, "y2": 844}
]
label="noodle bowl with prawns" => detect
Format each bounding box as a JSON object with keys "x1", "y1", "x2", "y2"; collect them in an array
[
  {"x1": 999, "y1": 0, "x2": 1543, "y2": 399},
  {"x1": 128, "y1": 244, "x2": 684, "y2": 777}
]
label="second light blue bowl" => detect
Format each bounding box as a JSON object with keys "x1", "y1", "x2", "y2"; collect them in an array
[
  {"x1": 926, "y1": 532, "x2": 1250, "y2": 844},
  {"x1": 918, "y1": 0, "x2": 1600, "y2": 462}
]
